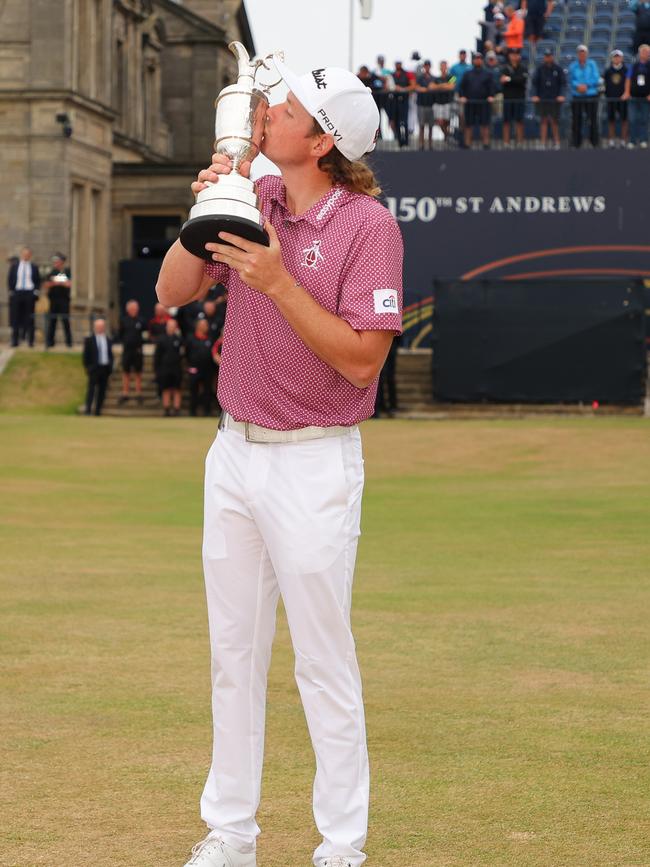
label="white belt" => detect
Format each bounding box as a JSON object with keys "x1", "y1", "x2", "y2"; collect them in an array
[{"x1": 219, "y1": 412, "x2": 352, "y2": 444}]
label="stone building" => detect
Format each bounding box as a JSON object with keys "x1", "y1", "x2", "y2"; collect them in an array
[{"x1": 0, "y1": 0, "x2": 255, "y2": 336}]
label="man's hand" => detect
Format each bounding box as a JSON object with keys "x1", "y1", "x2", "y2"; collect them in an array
[
  {"x1": 577, "y1": 84, "x2": 588, "y2": 94},
  {"x1": 191, "y1": 153, "x2": 252, "y2": 197},
  {"x1": 532, "y1": 95, "x2": 540, "y2": 103},
  {"x1": 557, "y1": 95, "x2": 565, "y2": 103},
  {"x1": 205, "y1": 221, "x2": 290, "y2": 295}
]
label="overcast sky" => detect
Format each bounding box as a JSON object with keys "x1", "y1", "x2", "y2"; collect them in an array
[{"x1": 244, "y1": 0, "x2": 482, "y2": 77}]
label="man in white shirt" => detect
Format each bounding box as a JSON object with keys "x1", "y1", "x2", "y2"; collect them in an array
[{"x1": 7, "y1": 247, "x2": 41, "y2": 347}]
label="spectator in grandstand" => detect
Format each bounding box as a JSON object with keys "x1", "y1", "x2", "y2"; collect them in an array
[
  {"x1": 118, "y1": 299, "x2": 146, "y2": 405},
  {"x1": 604, "y1": 50, "x2": 630, "y2": 148},
  {"x1": 7, "y1": 247, "x2": 40, "y2": 348},
  {"x1": 148, "y1": 302, "x2": 171, "y2": 344},
  {"x1": 392, "y1": 60, "x2": 412, "y2": 148},
  {"x1": 433, "y1": 61, "x2": 456, "y2": 142},
  {"x1": 500, "y1": 48, "x2": 528, "y2": 145},
  {"x1": 624, "y1": 43, "x2": 650, "y2": 146},
  {"x1": 373, "y1": 55, "x2": 394, "y2": 134},
  {"x1": 459, "y1": 52, "x2": 496, "y2": 148},
  {"x1": 503, "y1": 4, "x2": 525, "y2": 54},
  {"x1": 415, "y1": 60, "x2": 436, "y2": 150},
  {"x1": 486, "y1": 50, "x2": 503, "y2": 91},
  {"x1": 358, "y1": 64, "x2": 386, "y2": 124},
  {"x1": 186, "y1": 318, "x2": 217, "y2": 417},
  {"x1": 83, "y1": 318, "x2": 113, "y2": 416},
  {"x1": 568, "y1": 45, "x2": 600, "y2": 148},
  {"x1": 405, "y1": 51, "x2": 423, "y2": 77},
  {"x1": 450, "y1": 50, "x2": 472, "y2": 90},
  {"x1": 154, "y1": 317, "x2": 184, "y2": 417},
  {"x1": 44, "y1": 253, "x2": 72, "y2": 348},
  {"x1": 479, "y1": 9, "x2": 506, "y2": 49},
  {"x1": 493, "y1": 14, "x2": 507, "y2": 54},
  {"x1": 522, "y1": 1, "x2": 554, "y2": 49},
  {"x1": 630, "y1": 1, "x2": 650, "y2": 53},
  {"x1": 532, "y1": 48, "x2": 566, "y2": 148}
]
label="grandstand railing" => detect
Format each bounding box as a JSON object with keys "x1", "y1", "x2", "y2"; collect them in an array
[{"x1": 374, "y1": 96, "x2": 650, "y2": 151}]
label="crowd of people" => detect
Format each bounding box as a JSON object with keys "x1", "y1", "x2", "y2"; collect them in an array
[
  {"x1": 356, "y1": 1, "x2": 650, "y2": 149},
  {"x1": 83, "y1": 289, "x2": 227, "y2": 418},
  {"x1": 6, "y1": 248, "x2": 73, "y2": 348}
]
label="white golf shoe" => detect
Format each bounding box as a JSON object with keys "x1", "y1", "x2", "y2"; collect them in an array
[{"x1": 183, "y1": 831, "x2": 256, "y2": 867}]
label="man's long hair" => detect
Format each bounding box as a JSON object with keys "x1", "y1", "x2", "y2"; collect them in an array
[{"x1": 311, "y1": 119, "x2": 382, "y2": 198}]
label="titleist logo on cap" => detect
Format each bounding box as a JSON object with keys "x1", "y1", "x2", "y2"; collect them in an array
[{"x1": 312, "y1": 68, "x2": 327, "y2": 89}]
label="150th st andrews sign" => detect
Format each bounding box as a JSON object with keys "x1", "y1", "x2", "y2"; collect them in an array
[{"x1": 370, "y1": 150, "x2": 650, "y2": 285}]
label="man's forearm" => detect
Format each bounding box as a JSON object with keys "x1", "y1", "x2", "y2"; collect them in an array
[
  {"x1": 267, "y1": 275, "x2": 387, "y2": 389},
  {"x1": 156, "y1": 239, "x2": 212, "y2": 307}
]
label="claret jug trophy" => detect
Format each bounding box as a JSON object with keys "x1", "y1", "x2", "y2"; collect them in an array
[{"x1": 180, "y1": 42, "x2": 282, "y2": 258}]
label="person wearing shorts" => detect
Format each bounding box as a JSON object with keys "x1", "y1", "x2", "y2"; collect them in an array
[
  {"x1": 156, "y1": 59, "x2": 403, "y2": 867},
  {"x1": 433, "y1": 60, "x2": 456, "y2": 141},
  {"x1": 524, "y1": 0, "x2": 554, "y2": 46},
  {"x1": 604, "y1": 50, "x2": 629, "y2": 146},
  {"x1": 500, "y1": 48, "x2": 528, "y2": 145},
  {"x1": 459, "y1": 52, "x2": 496, "y2": 148},
  {"x1": 415, "y1": 59, "x2": 435, "y2": 149},
  {"x1": 154, "y1": 317, "x2": 183, "y2": 416},
  {"x1": 532, "y1": 48, "x2": 566, "y2": 147},
  {"x1": 118, "y1": 298, "x2": 145, "y2": 404}
]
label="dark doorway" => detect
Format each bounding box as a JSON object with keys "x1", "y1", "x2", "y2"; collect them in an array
[
  {"x1": 132, "y1": 215, "x2": 181, "y2": 259},
  {"x1": 118, "y1": 259, "x2": 164, "y2": 322}
]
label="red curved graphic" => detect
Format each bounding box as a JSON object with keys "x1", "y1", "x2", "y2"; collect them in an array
[
  {"x1": 461, "y1": 245, "x2": 650, "y2": 281},
  {"x1": 505, "y1": 268, "x2": 650, "y2": 281}
]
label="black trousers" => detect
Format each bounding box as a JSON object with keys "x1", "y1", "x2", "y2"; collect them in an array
[
  {"x1": 10, "y1": 291, "x2": 35, "y2": 346},
  {"x1": 571, "y1": 97, "x2": 599, "y2": 148},
  {"x1": 47, "y1": 306, "x2": 72, "y2": 347},
  {"x1": 393, "y1": 95, "x2": 410, "y2": 147},
  {"x1": 189, "y1": 370, "x2": 215, "y2": 416},
  {"x1": 375, "y1": 339, "x2": 398, "y2": 415},
  {"x1": 85, "y1": 366, "x2": 111, "y2": 415}
]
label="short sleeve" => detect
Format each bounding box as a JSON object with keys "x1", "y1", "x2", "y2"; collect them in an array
[
  {"x1": 204, "y1": 259, "x2": 229, "y2": 284},
  {"x1": 337, "y1": 216, "x2": 404, "y2": 334}
]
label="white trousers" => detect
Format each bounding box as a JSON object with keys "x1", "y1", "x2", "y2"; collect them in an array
[{"x1": 200, "y1": 421, "x2": 369, "y2": 866}]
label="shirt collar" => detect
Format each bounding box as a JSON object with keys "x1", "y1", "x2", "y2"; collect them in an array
[{"x1": 271, "y1": 183, "x2": 354, "y2": 228}]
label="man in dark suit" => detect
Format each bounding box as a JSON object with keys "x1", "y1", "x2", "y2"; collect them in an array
[
  {"x1": 83, "y1": 318, "x2": 113, "y2": 416},
  {"x1": 7, "y1": 247, "x2": 41, "y2": 347}
]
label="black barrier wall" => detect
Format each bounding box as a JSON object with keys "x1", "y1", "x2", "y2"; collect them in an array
[
  {"x1": 433, "y1": 280, "x2": 647, "y2": 404},
  {"x1": 370, "y1": 150, "x2": 650, "y2": 289}
]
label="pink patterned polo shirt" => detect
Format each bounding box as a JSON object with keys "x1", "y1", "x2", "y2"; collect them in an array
[{"x1": 204, "y1": 174, "x2": 403, "y2": 430}]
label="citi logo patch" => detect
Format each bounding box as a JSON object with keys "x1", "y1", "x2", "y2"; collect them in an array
[
  {"x1": 312, "y1": 68, "x2": 327, "y2": 89},
  {"x1": 373, "y1": 288, "x2": 399, "y2": 314}
]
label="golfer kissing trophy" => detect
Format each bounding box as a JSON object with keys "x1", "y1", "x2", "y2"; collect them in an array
[{"x1": 180, "y1": 41, "x2": 282, "y2": 259}]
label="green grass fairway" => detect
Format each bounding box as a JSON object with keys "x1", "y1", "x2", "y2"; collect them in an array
[
  {"x1": 2, "y1": 415, "x2": 650, "y2": 867},
  {"x1": 0, "y1": 352, "x2": 85, "y2": 415}
]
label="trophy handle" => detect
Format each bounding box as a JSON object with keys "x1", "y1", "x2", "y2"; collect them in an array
[{"x1": 253, "y1": 51, "x2": 284, "y2": 94}]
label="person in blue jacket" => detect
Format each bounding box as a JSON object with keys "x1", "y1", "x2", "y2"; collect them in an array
[{"x1": 568, "y1": 44, "x2": 601, "y2": 147}]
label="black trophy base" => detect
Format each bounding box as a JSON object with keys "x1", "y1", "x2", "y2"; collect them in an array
[{"x1": 180, "y1": 214, "x2": 270, "y2": 260}]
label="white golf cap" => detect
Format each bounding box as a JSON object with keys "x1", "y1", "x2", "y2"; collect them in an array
[
  {"x1": 273, "y1": 56, "x2": 380, "y2": 162},
  {"x1": 577, "y1": 44, "x2": 589, "y2": 52}
]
